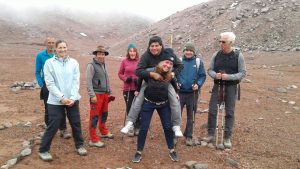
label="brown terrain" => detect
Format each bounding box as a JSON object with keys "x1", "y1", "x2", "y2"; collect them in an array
[{"x1": 0, "y1": 0, "x2": 299, "y2": 169}]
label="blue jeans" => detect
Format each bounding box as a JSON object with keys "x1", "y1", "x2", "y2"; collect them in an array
[
  {"x1": 137, "y1": 101, "x2": 174, "y2": 151},
  {"x1": 39, "y1": 101, "x2": 84, "y2": 153}
]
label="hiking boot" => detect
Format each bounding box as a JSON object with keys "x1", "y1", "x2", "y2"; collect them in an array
[
  {"x1": 60, "y1": 130, "x2": 72, "y2": 139},
  {"x1": 121, "y1": 121, "x2": 134, "y2": 134},
  {"x1": 169, "y1": 149, "x2": 178, "y2": 162},
  {"x1": 132, "y1": 151, "x2": 142, "y2": 163},
  {"x1": 127, "y1": 128, "x2": 135, "y2": 137},
  {"x1": 39, "y1": 152, "x2": 53, "y2": 161},
  {"x1": 172, "y1": 126, "x2": 183, "y2": 137},
  {"x1": 202, "y1": 135, "x2": 214, "y2": 143},
  {"x1": 185, "y1": 138, "x2": 193, "y2": 146},
  {"x1": 101, "y1": 132, "x2": 114, "y2": 139},
  {"x1": 89, "y1": 141, "x2": 105, "y2": 148},
  {"x1": 223, "y1": 138, "x2": 232, "y2": 149},
  {"x1": 76, "y1": 146, "x2": 87, "y2": 156}
]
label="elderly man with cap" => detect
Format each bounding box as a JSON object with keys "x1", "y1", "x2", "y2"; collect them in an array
[
  {"x1": 177, "y1": 42, "x2": 206, "y2": 146},
  {"x1": 86, "y1": 46, "x2": 115, "y2": 148}
]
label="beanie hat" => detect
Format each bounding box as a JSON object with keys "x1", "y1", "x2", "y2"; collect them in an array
[
  {"x1": 183, "y1": 42, "x2": 195, "y2": 53},
  {"x1": 160, "y1": 55, "x2": 174, "y2": 63},
  {"x1": 127, "y1": 43, "x2": 136, "y2": 50},
  {"x1": 148, "y1": 36, "x2": 163, "y2": 48}
]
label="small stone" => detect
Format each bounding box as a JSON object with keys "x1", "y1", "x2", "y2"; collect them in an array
[
  {"x1": 23, "y1": 121, "x2": 32, "y2": 127},
  {"x1": 0, "y1": 164, "x2": 9, "y2": 169},
  {"x1": 243, "y1": 78, "x2": 252, "y2": 83},
  {"x1": 194, "y1": 139, "x2": 201, "y2": 145},
  {"x1": 20, "y1": 148, "x2": 32, "y2": 157},
  {"x1": 258, "y1": 117, "x2": 264, "y2": 120},
  {"x1": 6, "y1": 158, "x2": 17, "y2": 167},
  {"x1": 194, "y1": 163, "x2": 209, "y2": 169},
  {"x1": 185, "y1": 161, "x2": 198, "y2": 169},
  {"x1": 0, "y1": 125, "x2": 5, "y2": 130},
  {"x1": 293, "y1": 106, "x2": 299, "y2": 111},
  {"x1": 285, "y1": 111, "x2": 292, "y2": 114},
  {"x1": 288, "y1": 101, "x2": 296, "y2": 105},
  {"x1": 276, "y1": 87, "x2": 287, "y2": 93},
  {"x1": 225, "y1": 158, "x2": 240, "y2": 168},
  {"x1": 3, "y1": 122, "x2": 13, "y2": 128},
  {"x1": 281, "y1": 100, "x2": 288, "y2": 103},
  {"x1": 200, "y1": 141, "x2": 208, "y2": 147},
  {"x1": 22, "y1": 140, "x2": 31, "y2": 148}
]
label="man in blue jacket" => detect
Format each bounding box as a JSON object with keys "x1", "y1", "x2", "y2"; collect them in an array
[
  {"x1": 35, "y1": 37, "x2": 71, "y2": 139},
  {"x1": 178, "y1": 42, "x2": 206, "y2": 146}
]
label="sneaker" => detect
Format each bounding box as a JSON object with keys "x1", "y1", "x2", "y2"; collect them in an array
[
  {"x1": 185, "y1": 138, "x2": 193, "y2": 146},
  {"x1": 127, "y1": 128, "x2": 135, "y2": 137},
  {"x1": 202, "y1": 135, "x2": 214, "y2": 143},
  {"x1": 172, "y1": 126, "x2": 183, "y2": 137},
  {"x1": 60, "y1": 130, "x2": 72, "y2": 139},
  {"x1": 101, "y1": 132, "x2": 114, "y2": 139},
  {"x1": 76, "y1": 146, "x2": 87, "y2": 156},
  {"x1": 39, "y1": 152, "x2": 53, "y2": 161},
  {"x1": 121, "y1": 121, "x2": 134, "y2": 134},
  {"x1": 223, "y1": 138, "x2": 232, "y2": 149},
  {"x1": 169, "y1": 149, "x2": 178, "y2": 162},
  {"x1": 132, "y1": 151, "x2": 142, "y2": 163},
  {"x1": 89, "y1": 141, "x2": 105, "y2": 148}
]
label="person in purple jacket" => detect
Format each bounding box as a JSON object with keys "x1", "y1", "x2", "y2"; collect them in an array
[{"x1": 118, "y1": 44, "x2": 140, "y2": 136}]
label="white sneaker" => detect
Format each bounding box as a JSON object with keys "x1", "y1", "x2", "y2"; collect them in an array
[
  {"x1": 121, "y1": 121, "x2": 134, "y2": 134},
  {"x1": 39, "y1": 152, "x2": 53, "y2": 161},
  {"x1": 172, "y1": 126, "x2": 183, "y2": 137}
]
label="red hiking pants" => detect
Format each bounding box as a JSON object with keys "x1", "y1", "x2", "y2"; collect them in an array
[{"x1": 89, "y1": 93, "x2": 110, "y2": 142}]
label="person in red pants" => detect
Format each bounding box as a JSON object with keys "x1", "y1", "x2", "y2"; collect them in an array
[{"x1": 86, "y1": 46, "x2": 115, "y2": 148}]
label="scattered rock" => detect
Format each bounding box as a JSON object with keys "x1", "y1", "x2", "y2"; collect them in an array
[
  {"x1": 6, "y1": 158, "x2": 17, "y2": 167},
  {"x1": 243, "y1": 78, "x2": 252, "y2": 83},
  {"x1": 20, "y1": 148, "x2": 32, "y2": 157},
  {"x1": 0, "y1": 125, "x2": 5, "y2": 130},
  {"x1": 194, "y1": 163, "x2": 209, "y2": 169},
  {"x1": 258, "y1": 117, "x2": 264, "y2": 120},
  {"x1": 0, "y1": 164, "x2": 9, "y2": 169},
  {"x1": 225, "y1": 158, "x2": 240, "y2": 168},
  {"x1": 288, "y1": 101, "x2": 296, "y2": 105},
  {"x1": 185, "y1": 161, "x2": 198, "y2": 169},
  {"x1": 3, "y1": 122, "x2": 13, "y2": 128},
  {"x1": 207, "y1": 143, "x2": 215, "y2": 149},
  {"x1": 293, "y1": 106, "x2": 299, "y2": 111},
  {"x1": 285, "y1": 111, "x2": 292, "y2": 114},
  {"x1": 200, "y1": 141, "x2": 208, "y2": 147},
  {"x1": 276, "y1": 87, "x2": 287, "y2": 93},
  {"x1": 22, "y1": 140, "x2": 31, "y2": 149}
]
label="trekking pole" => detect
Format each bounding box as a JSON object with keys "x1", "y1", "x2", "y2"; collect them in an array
[
  {"x1": 122, "y1": 86, "x2": 131, "y2": 140},
  {"x1": 216, "y1": 72, "x2": 226, "y2": 150}
]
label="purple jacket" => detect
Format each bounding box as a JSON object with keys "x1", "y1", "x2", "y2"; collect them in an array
[{"x1": 118, "y1": 58, "x2": 139, "y2": 91}]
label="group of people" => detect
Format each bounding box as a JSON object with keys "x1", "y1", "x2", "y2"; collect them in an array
[{"x1": 34, "y1": 31, "x2": 246, "y2": 163}]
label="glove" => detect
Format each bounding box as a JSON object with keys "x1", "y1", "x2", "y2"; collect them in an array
[
  {"x1": 134, "y1": 79, "x2": 138, "y2": 87},
  {"x1": 108, "y1": 96, "x2": 115, "y2": 103},
  {"x1": 125, "y1": 77, "x2": 132, "y2": 84}
]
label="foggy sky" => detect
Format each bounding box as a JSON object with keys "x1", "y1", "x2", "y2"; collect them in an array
[{"x1": 0, "y1": 0, "x2": 209, "y2": 21}]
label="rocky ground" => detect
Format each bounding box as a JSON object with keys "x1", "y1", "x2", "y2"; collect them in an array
[{"x1": 0, "y1": 43, "x2": 299, "y2": 169}]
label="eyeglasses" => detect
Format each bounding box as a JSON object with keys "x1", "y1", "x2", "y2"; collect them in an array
[{"x1": 219, "y1": 41, "x2": 227, "y2": 44}]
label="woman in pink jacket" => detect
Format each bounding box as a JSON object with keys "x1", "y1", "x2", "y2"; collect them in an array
[{"x1": 118, "y1": 44, "x2": 140, "y2": 136}]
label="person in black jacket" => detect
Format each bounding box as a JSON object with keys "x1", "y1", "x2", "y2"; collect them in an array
[
  {"x1": 121, "y1": 36, "x2": 184, "y2": 137},
  {"x1": 132, "y1": 55, "x2": 179, "y2": 163}
]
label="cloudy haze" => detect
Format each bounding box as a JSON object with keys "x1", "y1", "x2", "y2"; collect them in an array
[{"x1": 0, "y1": 0, "x2": 209, "y2": 21}]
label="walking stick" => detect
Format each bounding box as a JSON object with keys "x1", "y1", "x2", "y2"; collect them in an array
[
  {"x1": 122, "y1": 87, "x2": 131, "y2": 140},
  {"x1": 215, "y1": 79, "x2": 225, "y2": 150}
]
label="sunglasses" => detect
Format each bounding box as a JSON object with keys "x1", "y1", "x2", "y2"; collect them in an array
[{"x1": 219, "y1": 41, "x2": 227, "y2": 44}]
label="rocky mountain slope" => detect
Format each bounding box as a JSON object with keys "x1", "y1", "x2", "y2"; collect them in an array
[{"x1": 110, "y1": 0, "x2": 300, "y2": 57}]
